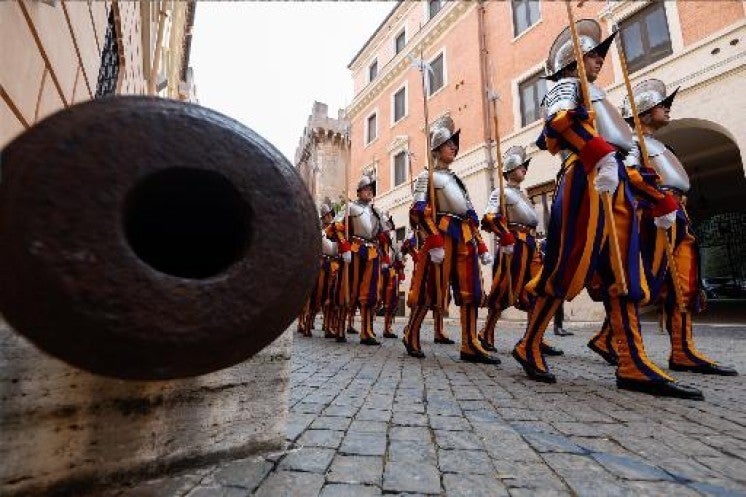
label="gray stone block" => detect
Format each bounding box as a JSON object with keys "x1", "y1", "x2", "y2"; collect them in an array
[
  {"x1": 382, "y1": 461, "x2": 441, "y2": 494},
  {"x1": 253, "y1": 470, "x2": 324, "y2": 497},
  {"x1": 327, "y1": 455, "x2": 383, "y2": 485}
]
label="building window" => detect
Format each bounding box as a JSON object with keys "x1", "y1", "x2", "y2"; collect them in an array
[
  {"x1": 519, "y1": 72, "x2": 547, "y2": 127},
  {"x1": 619, "y1": 2, "x2": 673, "y2": 73},
  {"x1": 395, "y1": 227, "x2": 406, "y2": 242},
  {"x1": 428, "y1": 0, "x2": 442, "y2": 20},
  {"x1": 428, "y1": 53, "x2": 445, "y2": 96},
  {"x1": 366, "y1": 113, "x2": 377, "y2": 144},
  {"x1": 369, "y1": 59, "x2": 378, "y2": 82},
  {"x1": 512, "y1": 0, "x2": 540, "y2": 37},
  {"x1": 393, "y1": 150, "x2": 407, "y2": 187},
  {"x1": 393, "y1": 87, "x2": 406, "y2": 123},
  {"x1": 395, "y1": 29, "x2": 406, "y2": 55}
]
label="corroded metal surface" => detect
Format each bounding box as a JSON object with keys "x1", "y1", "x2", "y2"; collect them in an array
[{"x1": 0, "y1": 96, "x2": 319, "y2": 379}]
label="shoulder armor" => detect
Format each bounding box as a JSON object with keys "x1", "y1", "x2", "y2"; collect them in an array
[
  {"x1": 348, "y1": 201, "x2": 364, "y2": 218},
  {"x1": 544, "y1": 78, "x2": 580, "y2": 116},
  {"x1": 588, "y1": 82, "x2": 606, "y2": 102},
  {"x1": 643, "y1": 135, "x2": 668, "y2": 157},
  {"x1": 432, "y1": 169, "x2": 450, "y2": 189},
  {"x1": 504, "y1": 186, "x2": 523, "y2": 205},
  {"x1": 413, "y1": 171, "x2": 429, "y2": 203}
]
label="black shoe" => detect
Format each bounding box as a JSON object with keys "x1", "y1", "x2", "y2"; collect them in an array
[
  {"x1": 479, "y1": 338, "x2": 497, "y2": 352},
  {"x1": 408, "y1": 349, "x2": 426, "y2": 359},
  {"x1": 554, "y1": 327, "x2": 574, "y2": 336},
  {"x1": 669, "y1": 362, "x2": 739, "y2": 376},
  {"x1": 347, "y1": 327, "x2": 359, "y2": 334},
  {"x1": 383, "y1": 332, "x2": 398, "y2": 338},
  {"x1": 434, "y1": 336, "x2": 455, "y2": 345},
  {"x1": 511, "y1": 349, "x2": 556, "y2": 383},
  {"x1": 360, "y1": 337, "x2": 381, "y2": 346},
  {"x1": 540, "y1": 343, "x2": 564, "y2": 356},
  {"x1": 460, "y1": 351, "x2": 501, "y2": 365},
  {"x1": 616, "y1": 377, "x2": 704, "y2": 400},
  {"x1": 587, "y1": 340, "x2": 618, "y2": 366},
  {"x1": 335, "y1": 335, "x2": 347, "y2": 343}
]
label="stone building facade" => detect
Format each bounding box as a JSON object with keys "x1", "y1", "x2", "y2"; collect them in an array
[
  {"x1": 295, "y1": 101, "x2": 351, "y2": 210},
  {"x1": 1, "y1": 0, "x2": 198, "y2": 150},
  {"x1": 347, "y1": 0, "x2": 746, "y2": 320}
]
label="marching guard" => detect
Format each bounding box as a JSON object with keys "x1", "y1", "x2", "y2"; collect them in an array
[
  {"x1": 327, "y1": 174, "x2": 387, "y2": 345},
  {"x1": 478, "y1": 145, "x2": 564, "y2": 357},
  {"x1": 402, "y1": 116, "x2": 496, "y2": 363},
  {"x1": 512, "y1": 19, "x2": 702, "y2": 399},
  {"x1": 588, "y1": 78, "x2": 737, "y2": 377}
]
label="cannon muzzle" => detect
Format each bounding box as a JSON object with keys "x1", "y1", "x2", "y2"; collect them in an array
[{"x1": 0, "y1": 97, "x2": 319, "y2": 380}]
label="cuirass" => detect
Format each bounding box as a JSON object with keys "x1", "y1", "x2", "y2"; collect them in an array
[
  {"x1": 590, "y1": 83, "x2": 634, "y2": 152},
  {"x1": 645, "y1": 136, "x2": 690, "y2": 193},
  {"x1": 505, "y1": 187, "x2": 539, "y2": 227},
  {"x1": 433, "y1": 169, "x2": 470, "y2": 216},
  {"x1": 348, "y1": 201, "x2": 380, "y2": 240}
]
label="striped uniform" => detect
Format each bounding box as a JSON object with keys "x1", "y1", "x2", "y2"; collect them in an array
[{"x1": 515, "y1": 79, "x2": 679, "y2": 384}]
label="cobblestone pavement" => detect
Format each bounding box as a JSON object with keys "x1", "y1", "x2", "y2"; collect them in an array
[{"x1": 95, "y1": 319, "x2": 746, "y2": 497}]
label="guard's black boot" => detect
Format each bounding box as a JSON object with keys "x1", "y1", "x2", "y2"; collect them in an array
[
  {"x1": 540, "y1": 343, "x2": 564, "y2": 356},
  {"x1": 616, "y1": 377, "x2": 704, "y2": 400},
  {"x1": 669, "y1": 362, "x2": 738, "y2": 376},
  {"x1": 512, "y1": 348, "x2": 556, "y2": 383}
]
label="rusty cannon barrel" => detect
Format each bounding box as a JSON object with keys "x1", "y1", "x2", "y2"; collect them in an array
[{"x1": 0, "y1": 96, "x2": 319, "y2": 380}]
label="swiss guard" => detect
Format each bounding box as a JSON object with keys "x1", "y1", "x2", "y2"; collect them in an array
[
  {"x1": 403, "y1": 116, "x2": 496, "y2": 363},
  {"x1": 478, "y1": 145, "x2": 563, "y2": 357},
  {"x1": 588, "y1": 78, "x2": 737, "y2": 377},
  {"x1": 326, "y1": 173, "x2": 386, "y2": 345},
  {"x1": 513, "y1": 19, "x2": 702, "y2": 399}
]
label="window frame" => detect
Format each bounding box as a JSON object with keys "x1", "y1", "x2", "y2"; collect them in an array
[
  {"x1": 427, "y1": 49, "x2": 447, "y2": 98},
  {"x1": 511, "y1": 0, "x2": 541, "y2": 38},
  {"x1": 427, "y1": 0, "x2": 443, "y2": 20},
  {"x1": 391, "y1": 83, "x2": 408, "y2": 125},
  {"x1": 368, "y1": 59, "x2": 378, "y2": 83},
  {"x1": 392, "y1": 149, "x2": 409, "y2": 188},
  {"x1": 618, "y1": 1, "x2": 673, "y2": 73},
  {"x1": 365, "y1": 109, "x2": 378, "y2": 146},
  {"x1": 517, "y1": 71, "x2": 547, "y2": 128},
  {"x1": 394, "y1": 28, "x2": 406, "y2": 55}
]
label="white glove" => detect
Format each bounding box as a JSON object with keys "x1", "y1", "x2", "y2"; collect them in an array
[
  {"x1": 480, "y1": 252, "x2": 493, "y2": 266},
  {"x1": 654, "y1": 211, "x2": 677, "y2": 230},
  {"x1": 594, "y1": 152, "x2": 619, "y2": 194},
  {"x1": 342, "y1": 251, "x2": 352, "y2": 264},
  {"x1": 500, "y1": 244, "x2": 514, "y2": 255},
  {"x1": 429, "y1": 247, "x2": 445, "y2": 264}
]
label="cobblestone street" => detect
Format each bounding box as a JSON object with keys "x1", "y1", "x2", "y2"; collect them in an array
[{"x1": 98, "y1": 319, "x2": 746, "y2": 497}]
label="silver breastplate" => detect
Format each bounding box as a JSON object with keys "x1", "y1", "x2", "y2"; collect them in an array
[
  {"x1": 645, "y1": 136, "x2": 690, "y2": 193},
  {"x1": 321, "y1": 230, "x2": 338, "y2": 256},
  {"x1": 505, "y1": 187, "x2": 538, "y2": 228},
  {"x1": 590, "y1": 83, "x2": 634, "y2": 152},
  {"x1": 433, "y1": 169, "x2": 471, "y2": 216},
  {"x1": 348, "y1": 201, "x2": 380, "y2": 241}
]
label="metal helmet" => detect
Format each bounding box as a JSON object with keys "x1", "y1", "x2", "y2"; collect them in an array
[
  {"x1": 319, "y1": 203, "x2": 333, "y2": 218},
  {"x1": 356, "y1": 173, "x2": 376, "y2": 194},
  {"x1": 430, "y1": 115, "x2": 460, "y2": 153},
  {"x1": 545, "y1": 19, "x2": 616, "y2": 82},
  {"x1": 621, "y1": 78, "x2": 679, "y2": 120},
  {"x1": 502, "y1": 145, "x2": 532, "y2": 174}
]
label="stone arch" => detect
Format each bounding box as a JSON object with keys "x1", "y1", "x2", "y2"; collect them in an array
[{"x1": 656, "y1": 117, "x2": 746, "y2": 300}]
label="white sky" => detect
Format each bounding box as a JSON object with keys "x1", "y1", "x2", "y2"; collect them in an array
[{"x1": 190, "y1": 1, "x2": 395, "y2": 163}]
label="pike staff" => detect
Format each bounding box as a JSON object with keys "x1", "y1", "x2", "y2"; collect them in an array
[{"x1": 564, "y1": 0, "x2": 628, "y2": 296}]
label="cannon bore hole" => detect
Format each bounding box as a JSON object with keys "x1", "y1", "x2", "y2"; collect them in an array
[{"x1": 124, "y1": 168, "x2": 251, "y2": 279}]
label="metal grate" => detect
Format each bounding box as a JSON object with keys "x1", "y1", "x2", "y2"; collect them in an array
[{"x1": 95, "y1": 10, "x2": 119, "y2": 98}]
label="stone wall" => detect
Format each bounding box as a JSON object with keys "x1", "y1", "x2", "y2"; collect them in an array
[{"x1": 0, "y1": 322, "x2": 291, "y2": 496}]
